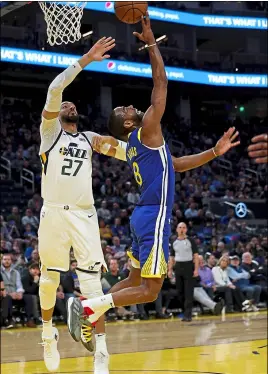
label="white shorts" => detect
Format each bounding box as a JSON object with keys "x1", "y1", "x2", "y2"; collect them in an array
[{"x1": 38, "y1": 203, "x2": 107, "y2": 273}]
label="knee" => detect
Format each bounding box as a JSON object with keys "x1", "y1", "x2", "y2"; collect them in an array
[
  {"x1": 141, "y1": 286, "x2": 159, "y2": 303},
  {"x1": 77, "y1": 271, "x2": 103, "y2": 299},
  {"x1": 39, "y1": 268, "x2": 60, "y2": 309}
]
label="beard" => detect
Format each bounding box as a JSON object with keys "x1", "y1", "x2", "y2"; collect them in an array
[{"x1": 61, "y1": 114, "x2": 79, "y2": 124}]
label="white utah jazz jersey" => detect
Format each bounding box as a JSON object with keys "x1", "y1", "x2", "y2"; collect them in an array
[{"x1": 39, "y1": 117, "x2": 97, "y2": 208}]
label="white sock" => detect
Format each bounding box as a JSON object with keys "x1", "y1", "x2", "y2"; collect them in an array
[
  {"x1": 95, "y1": 333, "x2": 108, "y2": 355},
  {"x1": 82, "y1": 294, "x2": 115, "y2": 320},
  {"x1": 42, "y1": 319, "x2": 53, "y2": 339}
]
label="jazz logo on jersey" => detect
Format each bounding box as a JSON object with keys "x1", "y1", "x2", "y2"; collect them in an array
[
  {"x1": 127, "y1": 147, "x2": 137, "y2": 161},
  {"x1": 59, "y1": 143, "x2": 88, "y2": 159}
]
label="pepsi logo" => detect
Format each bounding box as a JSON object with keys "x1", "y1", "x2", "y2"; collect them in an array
[
  {"x1": 105, "y1": 2, "x2": 114, "y2": 10},
  {"x1": 107, "y1": 61, "x2": 116, "y2": 71}
]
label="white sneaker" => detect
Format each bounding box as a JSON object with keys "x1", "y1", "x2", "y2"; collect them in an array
[
  {"x1": 94, "y1": 351, "x2": 110, "y2": 374},
  {"x1": 41, "y1": 327, "x2": 60, "y2": 372},
  {"x1": 251, "y1": 304, "x2": 259, "y2": 312}
]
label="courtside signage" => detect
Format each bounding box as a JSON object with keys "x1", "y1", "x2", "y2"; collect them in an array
[
  {"x1": 1, "y1": 47, "x2": 267, "y2": 88},
  {"x1": 63, "y1": 1, "x2": 267, "y2": 29}
]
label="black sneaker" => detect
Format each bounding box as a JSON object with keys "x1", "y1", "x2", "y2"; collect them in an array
[{"x1": 214, "y1": 299, "x2": 225, "y2": 315}]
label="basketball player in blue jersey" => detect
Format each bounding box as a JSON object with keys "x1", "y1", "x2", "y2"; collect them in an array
[{"x1": 67, "y1": 13, "x2": 240, "y2": 339}]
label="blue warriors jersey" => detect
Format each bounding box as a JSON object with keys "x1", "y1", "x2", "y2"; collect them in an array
[
  {"x1": 126, "y1": 128, "x2": 175, "y2": 278},
  {"x1": 126, "y1": 128, "x2": 175, "y2": 211}
]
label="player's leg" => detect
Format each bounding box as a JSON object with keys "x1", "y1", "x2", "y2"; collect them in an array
[
  {"x1": 67, "y1": 207, "x2": 169, "y2": 335},
  {"x1": 38, "y1": 205, "x2": 71, "y2": 372},
  {"x1": 69, "y1": 207, "x2": 109, "y2": 374}
]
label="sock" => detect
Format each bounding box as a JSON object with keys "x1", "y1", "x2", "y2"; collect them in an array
[
  {"x1": 82, "y1": 294, "x2": 115, "y2": 321},
  {"x1": 95, "y1": 333, "x2": 108, "y2": 355},
  {"x1": 42, "y1": 319, "x2": 53, "y2": 339}
]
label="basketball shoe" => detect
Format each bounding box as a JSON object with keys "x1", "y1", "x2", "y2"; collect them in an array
[
  {"x1": 81, "y1": 323, "x2": 94, "y2": 352},
  {"x1": 41, "y1": 327, "x2": 60, "y2": 372}
]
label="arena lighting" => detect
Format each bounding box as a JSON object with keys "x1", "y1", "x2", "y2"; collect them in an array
[{"x1": 239, "y1": 106, "x2": 245, "y2": 112}]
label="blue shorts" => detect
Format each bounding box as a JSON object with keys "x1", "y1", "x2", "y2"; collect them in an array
[{"x1": 128, "y1": 205, "x2": 171, "y2": 278}]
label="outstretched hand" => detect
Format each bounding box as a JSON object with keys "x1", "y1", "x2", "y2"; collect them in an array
[
  {"x1": 88, "y1": 37, "x2": 115, "y2": 62},
  {"x1": 214, "y1": 127, "x2": 240, "y2": 156},
  {"x1": 248, "y1": 133, "x2": 268, "y2": 164},
  {"x1": 133, "y1": 11, "x2": 155, "y2": 45}
]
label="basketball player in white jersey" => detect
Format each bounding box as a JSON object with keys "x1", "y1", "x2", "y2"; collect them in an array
[{"x1": 38, "y1": 37, "x2": 124, "y2": 374}]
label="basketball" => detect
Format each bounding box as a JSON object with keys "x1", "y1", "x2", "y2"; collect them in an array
[{"x1": 114, "y1": 1, "x2": 148, "y2": 24}]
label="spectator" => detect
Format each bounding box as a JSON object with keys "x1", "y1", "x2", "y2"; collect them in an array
[
  {"x1": 23, "y1": 223, "x2": 37, "y2": 239},
  {"x1": 127, "y1": 186, "x2": 140, "y2": 205},
  {"x1": 28, "y1": 193, "x2": 43, "y2": 215},
  {"x1": 7, "y1": 206, "x2": 21, "y2": 230},
  {"x1": 0, "y1": 272, "x2": 12, "y2": 328},
  {"x1": 198, "y1": 255, "x2": 216, "y2": 299},
  {"x1": 99, "y1": 219, "x2": 113, "y2": 242},
  {"x1": 111, "y1": 236, "x2": 126, "y2": 254},
  {"x1": 61, "y1": 260, "x2": 82, "y2": 301},
  {"x1": 111, "y1": 217, "x2": 128, "y2": 239},
  {"x1": 212, "y1": 256, "x2": 251, "y2": 313},
  {"x1": 1, "y1": 253, "x2": 36, "y2": 327},
  {"x1": 21, "y1": 263, "x2": 41, "y2": 322},
  {"x1": 169, "y1": 222, "x2": 199, "y2": 322},
  {"x1": 97, "y1": 201, "x2": 112, "y2": 222},
  {"x1": 228, "y1": 255, "x2": 261, "y2": 309},
  {"x1": 193, "y1": 276, "x2": 224, "y2": 315},
  {"x1": 213, "y1": 241, "x2": 226, "y2": 259},
  {"x1": 102, "y1": 259, "x2": 126, "y2": 290},
  {"x1": 206, "y1": 253, "x2": 216, "y2": 269},
  {"x1": 184, "y1": 203, "x2": 198, "y2": 219},
  {"x1": 21, "y1": 208, "x2": 39, "y2": 230},
  {"x1": 241, "y1": 252, "x2": 267, "y2": 300}
]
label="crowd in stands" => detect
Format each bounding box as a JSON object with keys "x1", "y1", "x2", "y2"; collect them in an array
[{"x1": 1, "y1": 98, "x2": 267, "y2": 328}]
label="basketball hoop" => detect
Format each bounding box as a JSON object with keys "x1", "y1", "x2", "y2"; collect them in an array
[{"x1": 39, "y1": 2, "x2": 86, "y2": 46}]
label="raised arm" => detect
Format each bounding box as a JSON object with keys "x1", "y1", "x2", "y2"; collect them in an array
[
  {"x1": 172, "y1": 127, "x2": 240, "y2": 172},
  {"x1": 42, "y1": 37, "x2": 115, "y2": 124},
  {"x1": 133, "y1": 12, "x2": 167, "y2": 148}
]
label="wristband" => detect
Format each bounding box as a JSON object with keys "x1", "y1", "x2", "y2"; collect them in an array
[{"x1": 212, "y1": 148, "x2": 218, "y2": 157}]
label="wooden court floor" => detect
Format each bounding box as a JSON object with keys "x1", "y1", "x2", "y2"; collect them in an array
[{"x1": 1, "y1": 311, "x2": 267, "y2": 374}]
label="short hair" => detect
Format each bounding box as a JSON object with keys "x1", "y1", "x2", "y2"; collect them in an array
[{"x1": 108, "y1": 110, "x2": 126, "y2": 139}]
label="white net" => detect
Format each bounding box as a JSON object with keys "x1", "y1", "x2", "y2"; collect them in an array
[{"x1": 39, "y1": 2, "x2": 86, "y2": 46}]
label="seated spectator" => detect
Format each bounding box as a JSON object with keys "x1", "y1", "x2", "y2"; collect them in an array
[
  {"x1": 184, "y1": 203, "x2": 198, "y2": 219},
  {"x1": 111, "y1": 236, "x2": 126, "y2": 254},
  {"x1": 7, "y1": 206, "x2": 21, "y2": 230},
  {"x1": 228, "y1": 256, "x2": 261, "y2": 309},
  {"x1": 0, "y1": 272, "x2": 12, "y2": 328},
  {"x1": 206, "y1": 253, "x2": 216, "y2": 270},
  {"x1": 21, "y1": 208, "x2": 39, "y2": 230},
  {"x1": 111, "y1": 217, "x2": 129, "y2": 240},
  {"x1": 198, "y1": 255, "x2": 216, "y2": 299},
  {"x1": 101, "y1": 259, "x2": 132, "y2": 319},
  {"x1": 21, "y1": 263, "x2": 41, "y2": 322},
  {"x1": 213, "y1": 241, "x2": 226, "y2": 259},
  {"x1": 99, "y1": 219, "x2": 113, "y2": 242},
  {"x1": 24, "y1": 238, "x2": 38, "y2": 262},
  {"x1": 1, "y1": 254, "x2": 36, "y2": 327},
  {"x1": 23, "y1": 223, "x2": 37, "y2": 240},
  {"x1": 27, "y1": 193, "x2": 43, "y2": 215},
  {"x1": 97, "y1": 201, "x2": 112, "y2": 222},
  {"x1": 193, "y1": 275, "x2": 224, "y2": 315},
  {"x1": 241, "y1": 252, "x2": 267, "y2": 300},
  {"x1": 212, "y1": 256, "x2": 251, "y2": 313},
  {"x1": 61, "y1": 260, "x2": 82, "y2": 301},
  {"x1": 127, "y1": 186, "x2": 140, "y2": 205}
]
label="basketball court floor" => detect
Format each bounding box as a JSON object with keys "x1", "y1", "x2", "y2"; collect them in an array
[{"x1": 1, "y1": 311, "x2": 267, "y2": 374}]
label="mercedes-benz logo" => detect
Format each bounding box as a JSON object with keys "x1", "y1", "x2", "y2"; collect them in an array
[{"x1": 235, "y1": 202, "x2": 247, "y2": 218}]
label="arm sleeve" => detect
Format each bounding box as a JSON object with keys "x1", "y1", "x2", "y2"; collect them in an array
[
  {"x1": 189, "y1": 238, "x2": 198, "y2": 254},
  {"x1": 170, "y1": 243, "x2": 175, "y2": 257}
]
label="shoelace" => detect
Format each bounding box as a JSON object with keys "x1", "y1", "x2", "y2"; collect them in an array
[
  {"x1": 39, "y1": 340, "x2": 53, "y2": 358},
  {"x1": 81, "y1": 324, "x2": 93, "y2": 343}
]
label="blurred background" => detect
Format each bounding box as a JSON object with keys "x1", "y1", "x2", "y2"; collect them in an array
[{"x1": 0, "y1": 1, "x2": 267, "y2": 327}]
